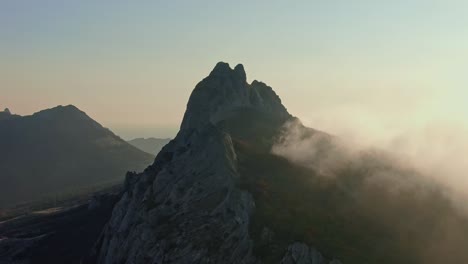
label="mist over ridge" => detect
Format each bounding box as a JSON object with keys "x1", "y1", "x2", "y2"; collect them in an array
[{"x1": 293, "y1": 108, "x2": 468, "y2": 205}]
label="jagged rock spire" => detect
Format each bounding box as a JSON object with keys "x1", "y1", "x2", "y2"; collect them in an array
[
  {"x1": 180, "y1": 62, "x2": 289, "y2": 130},
  {"x1": 234, "y1": 64, "x2": 246, "y2": 82},
  {"x1": 209, "y1": 62, "x2": 247, "y2": 83}
]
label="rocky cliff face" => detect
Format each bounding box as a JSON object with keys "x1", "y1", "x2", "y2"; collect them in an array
[{"x1": 94, "y1": 63, "x2": 337, "y2": 264}]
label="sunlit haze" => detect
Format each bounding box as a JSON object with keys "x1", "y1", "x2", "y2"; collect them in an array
[{"x1": 2, "y1": 1, "x2": 468, "y2": 140}]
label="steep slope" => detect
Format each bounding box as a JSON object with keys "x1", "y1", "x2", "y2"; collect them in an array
[
  {"x1": 127, "y1": 137, "x2": 171, "y2": 155},
  {"x1": 94, "y1": 63, "x2": 468, "y2": 264},
  {"x1": 0, "y1": 105, "x2": 154, "y2": 208},
  {"x1": 94, "y1": 63, "x2": 339, "y2": 264}
]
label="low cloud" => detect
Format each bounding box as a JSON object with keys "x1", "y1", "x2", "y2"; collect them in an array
[
  {"x1": 271, "y1": 116, "x2": 468, "y2": 263},
  {"x1": 273, "y1": 115, "x2": 468, "y2": 204},
  {"x1": 271, "y1": 119, "x2": 352, "y2": 177}
]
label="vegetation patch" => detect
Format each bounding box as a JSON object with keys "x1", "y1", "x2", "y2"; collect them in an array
[{"x1": 233, "y1": 139, "x2": 468, "y2": 264}]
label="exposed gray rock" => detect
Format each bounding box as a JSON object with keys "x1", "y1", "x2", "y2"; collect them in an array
[
  {"x1": 281, "y1": 243, "x2": 328, "y2": 264},
  {"x1": 95, "y1": 126, "x2": 257, "y2": 264},
  {"x1": 181, "y1": 62, "x2": 289, "y2": 131}
]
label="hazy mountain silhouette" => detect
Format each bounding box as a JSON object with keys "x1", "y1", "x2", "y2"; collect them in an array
[
  {"x1": 127, "y1": 137, "x2": 171, "y2": 155},
  {"x1": 0, "y1": 105, "x2": 154, "y2": 208}
]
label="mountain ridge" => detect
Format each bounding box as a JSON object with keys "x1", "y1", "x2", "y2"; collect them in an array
[{"x1": 0, "y1": 104, "x2": 154, "y2": 207}]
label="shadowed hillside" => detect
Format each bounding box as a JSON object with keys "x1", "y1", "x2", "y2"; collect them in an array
[{"x1": 0, "y1": 105, "x2": 154, "y2": 208}]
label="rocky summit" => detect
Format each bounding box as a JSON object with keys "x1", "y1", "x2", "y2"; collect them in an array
[
  {"x1": 181, "y1": 62, "x2": 290, "y2": 130},
  {"x1": 92, "y1": 63, "x2": 339, "y2": 264}
]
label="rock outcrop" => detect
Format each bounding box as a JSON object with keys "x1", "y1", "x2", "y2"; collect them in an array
[
  {"x1": 281, "y1": 243, "x2": 342, "y2": 264},
  {"x1": 93, "y1": 62, "x2": 336, "y2": 264},
  {"x1": 181, "y1": 62, "x2": 290, "y2": 131}
]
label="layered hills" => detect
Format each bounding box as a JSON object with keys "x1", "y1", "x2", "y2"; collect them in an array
[{"x1": 0, "y1": 105, "x2": 154, "y2": 207}]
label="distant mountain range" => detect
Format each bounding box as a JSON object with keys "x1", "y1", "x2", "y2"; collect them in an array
[
  {"x1": 0, "y1": 105, "x2": 154, "y2": 208},
  {"x1": 127, "y1": 137, "x2": 171, "y2": 155}
]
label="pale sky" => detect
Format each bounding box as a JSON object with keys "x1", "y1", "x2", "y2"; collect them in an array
[{"x1": 1, "y1": 1, "x2": 468, "y2": 139}]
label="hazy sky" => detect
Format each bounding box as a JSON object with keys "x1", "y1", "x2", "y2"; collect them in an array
[{"x1": 1, "y1": 1, "x2": 468, "y2": 139}]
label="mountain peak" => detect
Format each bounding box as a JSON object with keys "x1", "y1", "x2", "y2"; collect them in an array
[
  {"x1": 234, "y1": 63, "x2": 246, "y2": 81},
  {"x1": 32, "y1": 104, "x2": 94, "y2": 125},
  {"x1": 210, "y1": 61, "x2": 231, "y2": 74},
  {"x1": 55, "y1": 104, "x2": 80, "y2": 111},
  {"x1": 180, "y1": 62, "x2": 289, "y2": 130},
  {"x1": 38, "y1": 104, "x2": 82, "y2": 115},
  {"x1": 4, "y1": 108, "x2": 11, "y2": 114},
  {"x1": 209, "y1": 62, "x2": 247, "y2": 83}
]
